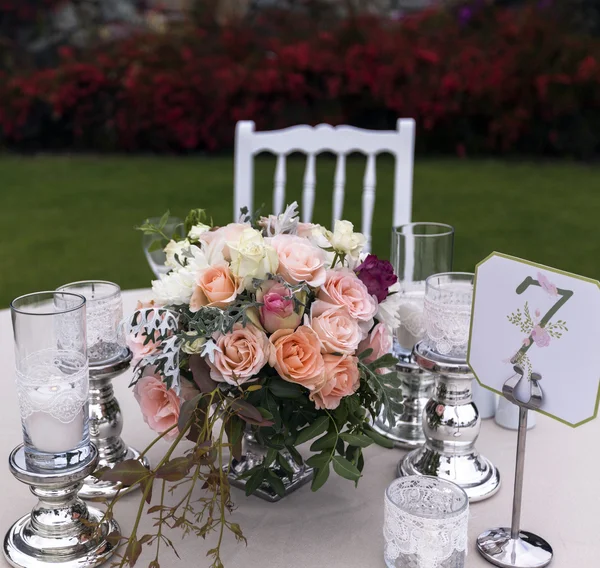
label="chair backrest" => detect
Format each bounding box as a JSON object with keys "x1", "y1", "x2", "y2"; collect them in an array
[{"x1": 233, "y1": 119, "x2": 416, "y2": 251}]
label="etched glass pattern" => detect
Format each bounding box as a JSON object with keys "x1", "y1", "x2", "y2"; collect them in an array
[
  {"x1": 423, "y1": 273, "x2": 473, "y2": 358},
  {"x1": 384, "y1": 476, "x2": 468, "y2": 568}
]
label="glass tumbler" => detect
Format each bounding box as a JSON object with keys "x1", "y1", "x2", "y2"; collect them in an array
[
  {"x1": 57, "y1": 280, "x2": 125, "y2": 366},
  {"x1": 423, "y1": 272, "x2": 474, "y2": 359},
  {"x1": 384, "y1": 476, "x2": 469, "y2": 568},
  {"x1": 11, "y1": 291, "x2": 90, "y2": 470},
  {"x1": 391, "y1": 223, "x2": 454, "y2": 357},
  {"x1": 142, "y1": 216, "x2": 185, "y2": 278}
]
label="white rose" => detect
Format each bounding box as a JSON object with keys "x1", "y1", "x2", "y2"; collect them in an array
[
  {"x1": 151, "y1": 269, "x2": 195, "y2": 305},
  {"x1": 228, "y1": 227, "x2": 279, "y2": 289},
  {"x1": 188, "y1": 223, "x2": 211, "y2": 241},
  {"x1": 181, "y1": 331, "x2": 206, "y2": 355},
  {"x1": 164, "y1": 239, "x2": 191, "y2": 269},
  {"x1": 330, "y1": 220, "x2": 366, "y2": 259}
]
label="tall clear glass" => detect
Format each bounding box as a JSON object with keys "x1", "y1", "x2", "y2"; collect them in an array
[
  {"x1": 391, "y1": 223, "x2": 454, "y2": 357},
  {"x1": 56, "y1": 280, "x2": 125, "y2": 366},
  {"x1": 142, "y1": 216, "x2": 185, "y2": 277},
  {"x1": 11, "y1": 292, "x2": 90, "y2": 470},
  {"x1": 384, "y1": 476, "x2": 469, "y2": 568}
]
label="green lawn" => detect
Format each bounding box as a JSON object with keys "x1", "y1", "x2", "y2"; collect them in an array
[{"x1": 1, "y1": 155, "x2": 598, "y2": 308}]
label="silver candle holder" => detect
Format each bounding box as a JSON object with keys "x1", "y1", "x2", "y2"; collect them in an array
[
  {"x1": 376, "y1": 223, "x2": 454, "y2": 447},
  {"x1": 5, "y1": 291, "x2": 120, "y2": 568},
  {"x1": 57, "y1": 281, "x2": 149, "y2": 500},
  {"x1": 398, "y1": 273, "x2": 501, "y2": 502}
]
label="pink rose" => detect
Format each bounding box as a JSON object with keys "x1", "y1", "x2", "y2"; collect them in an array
[
  {"x1": 435, "y1": 404, "x2": 445, "y2": 417},
  {"x1": 310, "y1": 354, "x2": 360, "y2": 410},
  {"x1": 133, "y1": 372, "x2": 196, "y2": 440},
  {"x1": 358, "y1": 323, "x2": 392, "y2": 363},
  {"x1": 199, "y1": 223, "x2": 247, "y2": 261},
  {"x1": 296, "y1": 222, "x2": 319, "y2": 238},
  {"x1": 207, "y1": 323, "x2": 270, "y2": 385},
  {"x1": 310, "y1": 300, "x2": 363, "y2": 354},
  {"x1": 271, "y1": 234, "x2": 327, "y2": 287},
  {"x1": 256, "y1": 280, "x2": 302, "y2": 334},
  {"x1": 318, "y1": 269, "x2": 378, "y2": 323},
  {"x1": 190, "y1": 262, "x2": 240, "y2": 310},
  {"x1": 537, "y1": 271, "x2": 558, "y2": 297},
  {"x1": 522, "y1": 337, "x2": 531, "y2": 347},
  {"x1": 127, "y1": 332, "x2": 159, "y2": 366},
  {"x1": 531, "y1": 325, "x2": 551, "y2": 348},
  {"x1": 269, "y1": 325, "x2": 325, "y2": 391}
]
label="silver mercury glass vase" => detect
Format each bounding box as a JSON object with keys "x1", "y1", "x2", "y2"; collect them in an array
[
  {"x1": 225, "y1": 428, "x2": 313, "y2": 502},
  {"x1": 398, "y1": 273, "x2": 501, "y2": 502}
]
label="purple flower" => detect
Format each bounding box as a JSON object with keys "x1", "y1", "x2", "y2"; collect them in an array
[
  {"x1": 458, "y1": 7, "x2": 472, "y2": 25},
  {"x1": 531, "y1": 325, "x2": 551, "y2": 348},
  {"x1": 355, "y1": 254, "x2": 397, "y2": 303}
]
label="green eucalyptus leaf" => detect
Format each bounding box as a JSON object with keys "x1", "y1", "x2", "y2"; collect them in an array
[
  {"x1": 147, "y1": 239, "x2": 165, "y2": 253},
  {"x1": 332, "y1": 455, "x2": 361, "y2": 482},
  {"x1": 310, "y1": 431, "x2": 337, "y2": 451},
  {"x1": 265, "y1": 470, "x2": 286, "y2": 498},
  {"x1": 295, "y1": 415, "x2": 329, "y2": 445},
  {"x1": 311, "y1": 463, "x2": 330, "y2": 491},
  {"x1": 364, "y1": 425, "x2": 395, "y2": 449},
  {"x1": 268, "y1": 380, "x2": 305, "y2": 399},
  {"x1": 305, "y1": 451, "x2": 331, "y2": 469},
  {"x1": 339, "y1": 433, "x2": 373, "y2": 448},
  {"x1": 158, "y1": 210, "x2": 170, "y2": 229},
  {"x1": 245, "y1": 469, "x2": 265, "y2": 496}
]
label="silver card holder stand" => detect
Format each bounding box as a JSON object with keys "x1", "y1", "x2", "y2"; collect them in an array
[{"x1": 477, "y1": 366, "x2": 553, "y2": 568}]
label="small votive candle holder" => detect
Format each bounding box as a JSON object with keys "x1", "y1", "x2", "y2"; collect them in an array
[
  {"x1": 423, "y1": 272, "x2": 474, "y2": 360},
  {"x1": 11, "y1": 291, "x2": 91, "y2": 470},
  {"x1": 384, "y1": 476, "x2": 469, "y2": 568},
  {"x1": 57, "y1": 280, "x2": 125, "y2": 365}
]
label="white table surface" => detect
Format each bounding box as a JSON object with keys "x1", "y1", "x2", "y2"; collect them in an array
[{"x1": 0, "y1": 289, "x2": 598, "y2": 568}]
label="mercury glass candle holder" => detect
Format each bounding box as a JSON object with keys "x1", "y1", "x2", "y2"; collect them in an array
[
  {"x1": 6, "y1": 292, "x2": 120, "y2": 568},
  {"x1": 142, "y1": 215, "x2": 185, "y2": 278},
  {"x1": 398, "y1": 273, "x2": 501, "y2": 502},
  {"x1": 372, "y1": 223, "x2": 454, "y2": 448},
  {"x1": 57, "y1": 280, "x2": 148, "y2": 500},
  {"x1": 11, "y1": 292, "x2": 91, "y2": 470},
  {"x1": 384, "y1": 476, "x2": 469, "y2": 568}
]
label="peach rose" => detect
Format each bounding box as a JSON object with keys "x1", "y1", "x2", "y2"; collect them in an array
[
  {"x1": 318, "y1": 269, "x2": 378, "y2": 323},
  {"x1": 269, "y1": 325, "x2": 325, "y2": 390},
  {"x1": 134, "y1": 372, "x2": 196, "y2": 440},
  {"x1": 207, "y1": 323, "x2": 270, "y2": 385},
  {"x1": 358, "y1": 323, "x2": 392, "y2": 363},
  {"x1": 126, "y1": 332, "x2": 158, "y2": 366},
  {"x1": 310, "y1": 300, "x2": 364, "y2": 354},
  {"x1": 311, "y1": 354, "x2": 360, "y2": 410},
  {"x1": 271, "y1": 234, "x2": 327, "y2": 287},
  {"x1": 256, "y1": 280, "x2": 303, "y2": 334},
  {"x1": 190, "y1": 262, "x2": 240, "y2": 311}
]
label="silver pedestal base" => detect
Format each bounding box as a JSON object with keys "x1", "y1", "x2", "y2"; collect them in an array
[
  {"x1": 3, "y1": 445, "x2": 120, "y2": 568},
  {"x1": 398, "y1": 449, "x2": 501, "y2": 502},
  {"x1": 4, "y1": 507, "x2": 119, "y2": 568},
  {"x1": 477, "y1": 528, "x2": 553, "y2": 567},
  {"x1": 80, "y1": 446, "x2": 150, "y2": 500},
  {"x1": 371, "y1": 419, "x2": 426, "y2": 449},
  {"x1": 225, "y1": 457, "x2": 314, "y2": 502}
]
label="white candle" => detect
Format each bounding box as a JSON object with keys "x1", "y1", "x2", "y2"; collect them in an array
[{"x1": 23, "y1": 383, "x2": 86, "y2": 453}]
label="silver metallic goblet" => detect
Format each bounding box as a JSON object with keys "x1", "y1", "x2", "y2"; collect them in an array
[
  {"x1": 398, "y1": 273, "x2": 501, "y2": 502},
  {"x1": 56, "y1": 281, "x2": 149, "y2": 500}
]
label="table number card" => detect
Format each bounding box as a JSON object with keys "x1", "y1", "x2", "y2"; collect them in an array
[{"x1": 468, "y1": 252, "x2": 600, "y2": 427}]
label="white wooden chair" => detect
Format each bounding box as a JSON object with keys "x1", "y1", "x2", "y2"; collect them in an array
[{"x1": 233, "y1": 119, "x2": 416, "y2": 252}]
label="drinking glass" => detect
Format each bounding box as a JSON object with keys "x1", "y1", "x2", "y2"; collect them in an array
[
  {"x1": 57, "y1": 280, "x2": 125, "y2": 366},
  {"x1": 142, "y1": 216, "x2": 185, "y2": 277},
  {"x1": 11, "y1": 292, "x2": 90, "y2": 470},
  {"x1": 384, "y1": 476, "x2": 469, "y2": 568},
  {"x1": 423, "y1": 272, "x2": 474, "y2": 360},
  {"x1": 391, "y1": 223, "x2": 454, "y2": 357}
]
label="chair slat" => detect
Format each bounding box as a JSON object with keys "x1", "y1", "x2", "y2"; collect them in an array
[
  {"x1": 273, "y1": 154, "x2": 286, "y2": 216},
  {"x1": 361, "y1": 154, "x2": 376, "y2": 253},
  {"x1": 332, "y1": 154, "x2": 346, "y2": 226},
  {"x1": 302, "y1": 153, "x2": 316, "y2": 223}
]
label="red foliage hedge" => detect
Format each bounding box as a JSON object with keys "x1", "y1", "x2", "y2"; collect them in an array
[{"x1": 1, "y1": 4, "x2": 600, "y2": 157}]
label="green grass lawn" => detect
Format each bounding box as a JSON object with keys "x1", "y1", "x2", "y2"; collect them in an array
[{"x1": 1, "y1": 155, "x2": 598, "y2": 308}]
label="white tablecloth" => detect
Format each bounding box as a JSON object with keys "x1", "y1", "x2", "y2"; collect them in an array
[{"x1": 0, "y1": 290, "x2": 598, "y2": 567}]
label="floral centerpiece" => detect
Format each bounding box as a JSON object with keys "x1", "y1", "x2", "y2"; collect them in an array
[{"x1": 97, "y1": 203, "x2": 402, "y2": 568}]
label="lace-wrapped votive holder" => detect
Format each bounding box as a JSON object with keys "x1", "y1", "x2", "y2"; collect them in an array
[
  {"x1": 384, "y1": 476, "x2": 469, "y2": 568},
  {"x1": 11, "y1": 292, "x2": 91, "y2": 471},
  {"x1": 423, "y1": 273, "x2": 473, "y2": 360}
]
